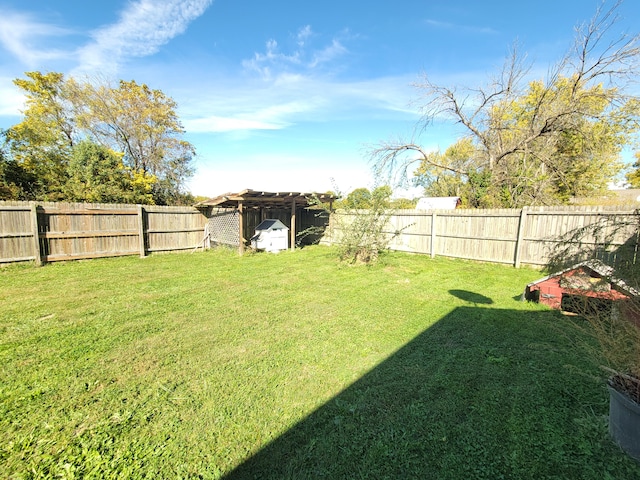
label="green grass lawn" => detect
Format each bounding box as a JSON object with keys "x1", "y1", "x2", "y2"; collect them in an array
[{"x1": 2, "y1": 246, "x2": 640, "y2": 479}]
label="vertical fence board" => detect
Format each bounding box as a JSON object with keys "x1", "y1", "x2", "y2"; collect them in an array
[
  {"x1": 137, "y1": 204, "x2": 146, "y2": 257},
  {"x1": 29, "y1": 204, "x2": 42, "y2": 266}
]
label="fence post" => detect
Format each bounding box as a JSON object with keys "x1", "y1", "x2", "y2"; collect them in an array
[
  {"x1": 514, "y1": 207, "x2": 528, "y2": 268},
  {"x1": 238, "y1": 202, "x2": 245, "y2": 255},
  {"x1": 430, "y1": 212, "x2": 437, "y2": 259},
  {"x1": 290, "y1": 198, "x2": 296, "y2": 251},
  {"x1": 30, "y1": 203, "x2": 42, "y2": 266},
  {"x1": 137, "y1": 204, "x2": 146, "y2": 257}
]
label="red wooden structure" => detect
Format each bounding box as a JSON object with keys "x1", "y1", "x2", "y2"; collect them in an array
[{"x1": 524, "y1": 260, "x2": 638, "y2": 314}]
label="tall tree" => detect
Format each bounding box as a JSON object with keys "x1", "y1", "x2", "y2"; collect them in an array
[
  {"x1": 75, "y1": 79, "x2": 194, "y2": 204},
  {"x1": 373, "y1": 1, "x2": 640, "y2": 207},
  {"x1": 5, "y1": 72, "x2": 77, "y2": 199},
  {"x1": 342, "y1": 186, "x2": 393, "y2": 209},
  {"x1": 6, "y1": 73, "x2": 195, "y2": 204},
  {"x1": 343, "y1": 187, "x2": 373, "y2": 209}
]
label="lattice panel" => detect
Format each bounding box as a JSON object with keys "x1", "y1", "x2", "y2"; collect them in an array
[{"x1": 208, "y1": 208, "x2": 239, "y2": 246}]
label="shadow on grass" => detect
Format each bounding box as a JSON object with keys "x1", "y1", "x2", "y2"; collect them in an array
[
  {"x1": 449, "y1": 289, "x2": 494, "y2": 305},
  {"x1": 223, "y1": 307, "x2": 640, "y2": 480}
]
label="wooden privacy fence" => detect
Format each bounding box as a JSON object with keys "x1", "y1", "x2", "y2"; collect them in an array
[
  {"x1": 0, "y1": 201, "x2": 207, "y2": 265},
  {"x1": 327, "y1": 205, "x2": 640, "y2": 268},
  {"x1": 2, "y1": 201, "x2": 638, "y2": 269}
]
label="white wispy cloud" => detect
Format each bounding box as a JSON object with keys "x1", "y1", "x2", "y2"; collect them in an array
[
  {"x1": 184, "y1": 115, "x2": 285, "y2": 133},
  {"x1": 0, "y1": 77, "x2": 25, "y2": 117},
  {"x1": 296, "y1": 25, "x2": 313, "y2": 47},
  {"x1": 424, "y1": 18, "x2": 498, "y2": 35},
  {"x1": 182, "y1": 91, "x2": 326, "y2": 133},
  {"x1": 76, "y1": 0, "x2": 213, "y2": 73},
  {"x1": 242, "y1": 25, "x2": 349, "y2": 80},
  {"x1": 189, "y1": 153, "x2": 373, "y2": 196},
  {"x1": 179, "y1": 72, "x2": 417, "y2": 136},
  {"x1": 0, "y1": 11, "x2": 72, "y2": 66},
  {"x1": 181, "y1": 26, "x2": 362, "y2": 135},
  {"x1": 310, "y1": 39, "x2": 348, "y2": 68}
]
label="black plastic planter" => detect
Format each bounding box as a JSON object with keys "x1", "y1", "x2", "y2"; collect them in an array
[{"x1": 608, "y1": 382, "x2": 640, "y2": 462}]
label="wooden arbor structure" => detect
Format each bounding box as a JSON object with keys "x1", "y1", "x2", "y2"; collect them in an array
[{"x1": 195, "y1": 189, "x2": 335, "y2": 253}]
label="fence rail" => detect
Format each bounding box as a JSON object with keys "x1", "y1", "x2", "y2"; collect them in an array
[{"x1": 0, "y1": 201, "x2": 207, "y2": 265}]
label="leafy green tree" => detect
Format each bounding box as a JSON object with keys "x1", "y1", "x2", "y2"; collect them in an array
[
  {"x1": 0, "y1": 156, "x2": 36, "y2": 200},
  {"x1": 343, "y1": 187, "x2": 372, "y2": 209},
  {"x1": 6, "y1": 72, "x2": 195, "y2": 204},
  {"x1": 0, "y1": 134, "x2": 36, "y2": 200},
  {"x1": 389, "y1": 197, "x2": 417, "y2": 209},
  {"x1": 5, "y1": 72, "x2": 77, "y2": 199},
  {"x1": 75, "y1": 79, "x2": 194, "y2": 204},
  {"x1": 626, "y1": 152, "x2": 640, "y2": 187},
  {"x1": 413, "y1": 138, "x2": 495, "y2": 207},
  {"x1": 374, "y1": 2, "x2": 640, "y2": 208},
  {"x1": 371, "y1": 185, "x2": 392, "y2": 207},
  {"x1": 342, "y1": 186, "x2": 393, "y2": 210},
  {"x1": 63, "y1": 140, "x2": 155, "y2": 204}
]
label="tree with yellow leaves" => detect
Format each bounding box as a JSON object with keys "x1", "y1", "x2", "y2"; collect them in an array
[
  {"x1": 4, "y1": 73, "x2": 195, "y2": 204},
  {"x1": 626, "y1": 152, "x2": 640, "y2": 187},
  {"x1": 373, "y1": 1, "x2": 640, "y2": 208}
]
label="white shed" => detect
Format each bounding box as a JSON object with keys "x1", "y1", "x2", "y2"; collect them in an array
[{"x1": 250, "y1": 219, "x2": 289, "y2": 253}]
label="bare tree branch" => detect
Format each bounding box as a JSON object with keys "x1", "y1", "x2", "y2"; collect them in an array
[{"x1": 371, "y1": 0, "x2": 639, "y2": 206}]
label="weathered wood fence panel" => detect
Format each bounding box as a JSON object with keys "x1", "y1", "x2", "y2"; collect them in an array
[
  {"x1": 39, "y1": 205, "x2": 140, "y2": 262},
  {"x1": 145, "y1": 206, "x2": 208, "y2": 253},
  {"x1": 0, "y1": 201, "x2": 207, "y2": 265},
  {"x1": 0, "y1": 204, "x2": 36, "y2": 263},
  {"x1": 432, "y1": 209, "x2": 521, "y2": 265},
  {"x1": 517, "y1": 207, "x2": 639, "y2": 267},
  {"x1": 328, "y1": 205, "x2": 639, "y2": 268}
]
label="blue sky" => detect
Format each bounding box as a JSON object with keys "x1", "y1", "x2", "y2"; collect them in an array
[{"x1": 0, "y1": 0, "x2": 638, "y2": 197}]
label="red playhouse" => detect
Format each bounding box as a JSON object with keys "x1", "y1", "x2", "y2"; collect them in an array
[{"x1": 524, "y1": 259, "x2": 639, "y2": 318}]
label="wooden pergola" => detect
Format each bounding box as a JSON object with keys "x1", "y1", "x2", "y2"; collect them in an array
[{"x1": 195, "y1": 189, "x2": 336, "y2": 253}]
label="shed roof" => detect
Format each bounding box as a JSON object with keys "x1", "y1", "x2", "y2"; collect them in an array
[
  {"x1": 255, "y1": 219, "x2": 289, "y2": 231},
  {"x1": 195, "y1": 189, "x2": 337, "y2": 209}
]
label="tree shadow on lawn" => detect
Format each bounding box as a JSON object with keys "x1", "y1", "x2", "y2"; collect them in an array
[
  {"x1": 449, "y1": 289, "x2": 494, "y2": 305},
  {"x1": 224, "y1": 307, "x2": 640, "y2": 480}
]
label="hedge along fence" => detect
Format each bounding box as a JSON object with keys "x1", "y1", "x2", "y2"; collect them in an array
[
  {"x1": 326, "y1": 205, "x2": 640, "y2": 268},
  {"x1": 0, "y1": 201, "x2": 207, "y2": 265}
]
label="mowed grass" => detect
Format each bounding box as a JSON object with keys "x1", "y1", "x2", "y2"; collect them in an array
[{"x1": 1, "y1": 246, "x2": 640, "y2": 479}]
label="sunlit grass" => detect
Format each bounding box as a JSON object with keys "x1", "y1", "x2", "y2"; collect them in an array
[{"x1": 1, "y1": 247, "x2": 639, "y2": 478}]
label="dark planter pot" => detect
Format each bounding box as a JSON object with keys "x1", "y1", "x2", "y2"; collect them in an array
[{"x1": 608, "y1": 381, "x2": 640, "y2": 462}]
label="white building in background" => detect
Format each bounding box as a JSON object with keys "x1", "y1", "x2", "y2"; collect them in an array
[{"x1": 416, "y1": 197, "x2": 461, "y2": 210}]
